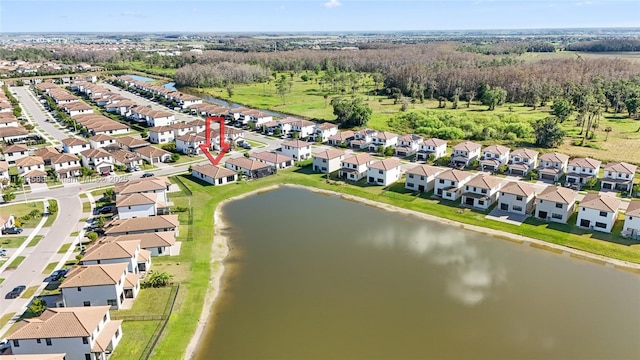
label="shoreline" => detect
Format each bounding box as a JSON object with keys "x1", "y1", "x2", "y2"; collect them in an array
[{"x1": 184, "y1": 182, "x2": 640, "y2": 358}]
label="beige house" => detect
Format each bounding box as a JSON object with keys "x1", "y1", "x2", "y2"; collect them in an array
[
  {"x1": 576, "y1": 194, "x2": 621, "y2": 233},
  {"x1": 434, "y1": 169, "x2": 475, "y2": 201},
  {"x1": 535, "y1": 186, "x2": 577, "y2": 223},
  {"x1": 405, "y1": 164, "x2": 445, "y2": 192},
  {"x1": 312, "y1": 148, "x2": 345, "y2": 174},
  {"x1": 80, "y1": 148, "x2": 114, "y2": 175},
  {"x1": 461, "y1": 174, "x2": 503, "y2": 209},
  {"x1": 498, "y1": 181, "x2": 536, "y2": 215},
  {"x1": 327, "y1": 130, "x2": 354, "y2": 147}
]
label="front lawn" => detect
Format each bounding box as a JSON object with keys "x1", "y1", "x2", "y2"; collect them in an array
[
  {"x1": 0, "y1": 236, "x2": 28, "y2": 248},
  {"x1": 0, "y1": 201, "x2": 45, "y2": 228},
  {"x1": 7, "y1": 256, "x2": 25, "y2": 269}
]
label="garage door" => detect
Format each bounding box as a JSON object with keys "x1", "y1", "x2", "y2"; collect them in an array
[
  {"x1": 541, "y1": 174, "x2": 555, "y2": 180},
  {"x1": 602, "y1": 183, "x2": 612, "y2": 190},
  {"x1": 99, "y1": 166, "x2": 111, "y2": 174}
]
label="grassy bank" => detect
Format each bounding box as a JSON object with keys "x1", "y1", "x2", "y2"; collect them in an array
[{"x1": 145, "y1": 165, "x2": 639, "y2": 360}]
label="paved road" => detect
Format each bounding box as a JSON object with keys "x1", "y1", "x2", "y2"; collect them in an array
[{"x1": 13, "y1": 86, "x2": 72, "y2": 143}]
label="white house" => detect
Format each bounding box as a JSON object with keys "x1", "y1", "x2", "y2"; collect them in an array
[
  {"x1": 191, "y1": 163, "x2": 238, "y2": 186},
  {"x1": 367, "y1": 158, "x2": 402, "y2": 186},
  {"x1": 339, "y1": 153, "x2": 375, "y2": 181},
  {"x1": 395, "y1": 134, "x2": 423, "y2": 157},
  {"x1": 498, "y1": 181, "x2": 536, "y2": 215},
  {"x1": 576, "y1": 193, "x2": 621, "y2": 233},
  {"x1": 81, "y1": 239, "x2": 150, "y2": 274},
  {"x1": 104, "y1": 215, "x2": 179, "y2": 237},
  {"x1": 51, "y1": 153, "x2": 82, "y2": 179},
  {"x1": 250, "y1": 151, "x2": 295, "y2": 169},
  {"x1": 368, "y1": 131, "x2": 399, "y2": 152},
  {"x1": 312, "y1": 123, "x2": 339, "y2": 143},
  {"x1": 279, "y1": 139, "x2": 312, "y2": 161},
  {"x1": 176, "y1": 132, "x2": 205, "y2": 155},
  {"x1": 0, "y1": 160, "x2": 9, "y2": 185},
  {"x1": 312, "y1": 148, "x2": 345, "y2": 174},
  {"x1": 105, "y1": 231, "x2": 177, "y2": 257},
  {"x1": 349, "y1": 128, "x2": 377, "y2": 149},
  {"x1": 244, "y1": 110, "x2": 273, "y2": 128},
  {"x1": 622, "y1": 200, "x2": 640, "y2": 238},
  {"x1": 405, "y1": 164, "x2": 445, "y2": 192},
  {"x1": 280, "y1": 118, "x2": 316, "y2": 138},
  {"x1": 148, "y1": 126, "x2": 175, "y2": 144},
  {"x1": 7, "y1": 306, "x2": 123, "y2": 360},
  {"x1": 60, "y1": 263, "x2": 138, "y2": 309},
  {"x1": 89, "y1": 134, "x2": 117, "y2": 149},
  {"x1": 566, "y1": 157, "x2": 602, "y2": 185},
  {"x1": 61, "y1": 101, "x2": 93, "y2": 117},
  {"x1": 62, "y1": 137, "x2": 90, "y2": 155},
  {"x1": 538, "y1": 152, "x2": 570, "y2": 182},
  {"x1": 224, "y1": 157, "x2": 276, "y2": 179},
  {"x1": 601, "y1": 162, "x2": 637, "y2": 192},
  {"x1": 434, "y1": 169, "x2": 475, "y2": 201},
  {"x1": 109, "y1": 149, "x2": 144, "y2": 171},
  {"x1": 451, "y1": 141, "x2": 482, "y2": 168},
  {"x1": 508, "y1": 148, "x2": 539, "y2": 176},
  {"x1": 480, "y1": 145, "x2": 510, "y2": 172},
  {"x1": 116, "y1": 193, "x2": 161, "y2": 219},
  {"x1": 535, "y1": 186, "x2": 577, "y2": 224},
  {"x1": 2, "y1": 144, "x2": 29, "y2": 164},
  {"x1": 114, "y1": 176, "x2": 171, "y2": 203},
  {"x1": 461, "y1": 174, "x2": 503, "y2": 209},
  {"x1": 146, "y1": 110, "x2": 175, "y2": 127},
  {"x1": 80, "y1": 148, "x2": 114, "y2": 175},
  {"x1": 16, "y1": 156, "x2": 46, "y2": 183},
  {"x1": 327, "y1": 130, "x2": 354, "y2": 147},
  {"x1": 133, "y1": 146, "x2": 172, "y2": 164}
]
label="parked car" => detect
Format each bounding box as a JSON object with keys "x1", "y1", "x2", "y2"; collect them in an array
[
  {"x1": 50, "y1": 268, "x2": 69, "y2": 282},
  {"x1": 0, "y1": 248, "x2": 7, "y2": 257},
  {"x1": 141, "y1": 173, "x2": 154, "y2": 178},
  {"x1": 2, "y1": 227, "x2": 23, "y2": 235},
  {"x1": 6, "y1": 285, "x2": 26, "y2": 299},
  {"x1": 0, "y1": 338, "x2": 10, "y2": 353},
  {"x1": 96, "y1": 206, "x2": 114, "y2": 215}
]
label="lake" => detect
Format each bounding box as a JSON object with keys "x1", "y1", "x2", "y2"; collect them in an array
[{"x1": 195, "y1": 187, "x2": 640, "y2": 360}]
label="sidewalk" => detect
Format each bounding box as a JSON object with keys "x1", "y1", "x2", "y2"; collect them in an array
[{"x1": 0, "y1": 200, "x2": 48, "y2": 275}]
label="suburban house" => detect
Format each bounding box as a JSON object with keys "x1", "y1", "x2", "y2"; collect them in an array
[
  {"x1": 601, "y1": 162, "x2": 637, "y2": 192},
  {"x1": 7, "y1": 306, "x2": 123, "y2": 360},
  {"x1": 114, "y1": 177, "x2": 171, "y2": 203},
  {"x1": 250, "y1": 152, "x2": 295, "y2": 169},
  {"x1": 103, "y1": 215, "x2": 179, "y2": 237},
  {"x1": 0, "y1": 214, "x2": 16, "y2": 233},
  {"x1": 51, "y1": 153, "x2": 82, "y2": 179},
  {"x1": 576, "y1": 193, "x2": 621, "y2": 233},
  {"x1": 243, "y1": 110, "x2": 272, "y2": 128},
  {"x1": 280, "y1": 118, "x2": 316, "y2": 138},
  {"x1": 176, "y1": 132, "x2": 205, "y2": 155},
  {"x1": 537, "y1": 152, "x2": 569, "y2": 182},
  {"x1": 16, "y1": 156, "x2": 46, "y2": 183},
  {"x1": 105, "y1": 231, "x2": 177, "y2": 257},
  {"x1": 224, "y1": 157, "x2": 276, "y2": 179},
  {"x1": 170, "y1": 122, "x2": 202, "y2": 137},
  {"x1": 35, "y1": 147, "x2": 62, "y2": 166},
  {"x1": 116, "y1": 193, "x2": 165, "y2": 219},
  {"x1": 80, "y1": 148, "x2": 114, "y2": 175},
  {"x1": 451, "y1": 141, "x2": 482, "y2": 168},
  {"x1": 148, "y1": 126, "x2": 175, "y2": 144},
  {"x1": 190, "y1": 163, "x2": 238, "y2": 186},
  {"x1": 367, "y1": 158, "x2": 402, "y2": 186},
  {"x1": 434, "y1": 169, "x2": 475, "y2": 201},
  {"x1": 327, "y1": 130, "x2": 354, "y2": 147},
  {"x1": 339, "y1": 153, "x2": 376, "y2": 181},
  {"x1": 312, "y1": 148, "x2": 345, "y2": 174},
  {"x1": 0, "y1": 125, "x2": 30, "y2": 143},
  {"x1": 498, "y1": 181, "x2": 536, "y2": 215},
  {"x1": 105, "y1": 100, "x2": 135, "y2": 116},
  {"x1": 89, "y1": 134, "x2": 117, "y2": 149},
  {"x1": 109, "y1": 149, "x2": 143, "y2": 171},
  {"x1": 60, "y1": 263, "x2": 138, "y2": 309},
  {"x1": 115, "y1": 136, "x2": 150, "y2": 152},
  {"x1": 395, "y1": 134, "x2": 424, "y2": 157},
  {"x1": 312, "y1": 123, "x2": 339, "y2": 143},
  {"x1": 350, "y1": 129, "x2": 378, "y2": 149},
  {"x1": 535, "y1": 186, "x2": 577, "y2": 223},
  {"x1": 480, "y1": 145, "x2": 510, "y2": 172},
  {"x1": 368, "y1": 131, "x2": 399, "y2": 152},
  {"x1": 61, "y1": 101, "x2": 93, "y2": 117},
  {"x1": 622, "y1": 200, "x2": 640, "y2": 238},
  {"x1": 405, "y1": 164, "x2": 445, "y2": 192},
  {"x1": 279, "y1": 139, "x2": 312, "y2": 161},
  {"x1": 508, "y1": 148, "x2": 539, "y2": 176},
  {"x1": 81, "y1": 239, "x2": 150, "y2": 274},
  {"x1": 461, "y1": 174, "x2": 503, "y2": 209},
  {"x1": 62, "y1": 137, "x2": 90, "y2": 155},
  {"x1": 2, "y1": 144, "x2": 29, "y2": 164},
  {"x1": 0, "y1": 160, "x2": 9, "y2": 185},
  {"x1": 566, "y1": 157, "x2": 602, "y2": 186},
  {"x1": 133, "y1": 146, "x2": 172, "y2": 164}
]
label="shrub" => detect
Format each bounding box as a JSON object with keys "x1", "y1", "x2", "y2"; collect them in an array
[{"x1": 86, "y1": 232, "x2": 98, "y2": 242}]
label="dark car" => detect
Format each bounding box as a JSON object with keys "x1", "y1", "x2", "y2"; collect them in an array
[
  {"x1": 2, "y1": 227, "x2": 23, "y2": 235},
  {"x1": 50, "y1": 269, "x2": 69, "y2": 282},
  {"x1": 96, "y1": 206, "x2": 114, "y2": 215},
  {"x1": 141, "y1": 173, "x2": 154, "y2": 178},
  {"x1": 6, "y1": 285, "x2": 26, "y2": 299}
]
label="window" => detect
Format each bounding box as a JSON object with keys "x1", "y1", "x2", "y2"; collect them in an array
[
  {"x1": 481, "y1": 189, "x2": 487, "y2": 194},
  {"x1": 13, "y1": 340, "x2": 19, "y2": 347},
  {"x1": 378, "y1": 170, "x2": 383, "y2": 175},
  {"x1": 465, "y1": 186, "x2": 470, "y2": 191},
  {"x1": 46, "y1": 338, "x2": 52, "y2": 346},
  {"x1": 37, "y1": 339, "x2": 41, "y2": 344},
  {"x1": 551, "y1": 213, "x2": 563, "y2": 220},
  {"x1": 83, "y1": 301, "x2": 91, "y2": 307},
  {"x1": 420, "y1": 176, "x2": 425, "y2": 181},
  {"x1": 83, "y1": 337, "x2": 89, "y2": 344},
  {"x1": 128, "y1": 206, "x2": 131, "y2": 209},
  {"x1": 107, "y1": 299, "x2": 117, "y2": 306},
  {"x1": 439, "y1": 179, "x2": 445, "y2": 184},
  {"x1": 599, "y1": 211, "x2": 608, "y2": 217},
  {"x1": 516, "y1": 196, "x2": 523, "y2": 201},
  {"x1": 103, "y1": 314, "x2": 108, "y2": 322},
  {"x1": 595, "y1": 222, "x2": 607, "y2": 229},
  {"x1": 407, "y1": 183, "x2": 414, "y2": 188},
  {"x1": 85, "y1": 354, "x2": 92, "y2": 360},
  {"x1": 408, "y1": 174, "x2": 414, "y2": 179},
  {"x1": 555, "y1": 203, "x2": 563, "y2": 209},
  {"x1": 513, "y1": 206, "x2": 523, "y2": 212},
  {"x1": 478, "y1": 200, "x2": 484, "y2": 206},
  {"x1": 77, "y1": 287, "x2": 82, "y2": 291}
]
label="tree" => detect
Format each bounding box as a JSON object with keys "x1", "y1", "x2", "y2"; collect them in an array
[
  {"x1": 625, "y1": 97, "x2": 639, "y2": 118},
  {"x1": 2, "y1": 187, "x2": 16, "y2": 202},
  {"x1": 86, "y1": 232, "x2": 98, "y2": 242},
  {"x1": 481, "y1": 86, "x2": 507, "y2": 111},
  {"x1": 276, "y1": 74, "x2": 288, "y2": 103},
  {"x1": 161, "y1": 142, "x2": 177, "y2": 152},
  {"x1": 331, "y1": 97, "x2": 372, "y2": 128},
  {"x1": 47, "y1": 201, "x2": 58, "y2": 215},
  {"x1": 142, "y1": 270, "x2": 173, "y2": 288},
  {"x1": 585, "y1": 177, "x2": 598, "y2": 189},
  {"x1": 170, "y1": 153, "x2": 181, "y2": 162},
  {"x1": 604, "y1": 126, "x2": 612, "y2": 141},
  {"x1": 533, "y1": 117, "x2": 566, "y2": 148},
  {"x1": 27, "y1": 298, "x2": 47, "y2": 317},
  {"x1": 552, "y1": 99, "x2": 573, "y2": 123},
  {"x1": 103, "y1": 188, "x2": 115, "y2": 201}
]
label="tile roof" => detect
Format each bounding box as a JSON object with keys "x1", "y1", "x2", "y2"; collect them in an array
[
  {"x1": 342, "y1": 153, "x2": 375, "y2": 165},
  {"x1": 149, "y1": 125, "x2": 174, "y2": 133},
  {"x1": 250, "y1": 151, "x2": 294, "y2": 164},
  {"x1": 500, "y1": 181, "x2": 535, "y2": 197},
  {"x1": 436, "y1": 169, "x2": 474, "y2": 182},
  {"x1": 0, "y1": 354, "x2": 67, "y2": 360},
  {"x1": 3, "y1": 144, "x2": 28, "y2": 153},
  {"x1": 89, "y1": 134, "x2": 115, "y2": 142},
  {"x1": 537, "y1": 185, "x2": 576, "y2": 204},
  {"x1": 282, "y1": 139, "x2": 312, "y2": 148},
  {"x1": 117, "y1": 135, "x2": 150, "y2": 148},
  {"x1": 80, "y1": 148, "x2": 111, "y2": 159},
  {"x1": 465, "y1": 174, "x2": 503, "y2": 189},
  {"x1": 51, "y1": 153, "x2": 80, "y2": 164},
  {"x1": 328, "y1": 130, "x2": 354, "y2": 141},
  {"x1": 192, "y1": 163, "x2": 237, "y2": 179},
  {"x1": 406, "y1": 164, "x2": 445, "y2": 177},
  {"x1": 104, "y1": 215, "x2": 179, "y2": 235},
  {"x1": 568, "y1": 157, "x2": 602, "y2": 169},
  {"x1": 626, "y1": 200, "x2": 640, "y2": 217},
  {"x1": 92, "y1": 319, "x2": 123, "y2": 353},
  {"x1": 483, "y1": 145, "x2": 510, "y2": 155},
  {"x1": 452, "y1": 141, "x2": 481, "y2": 152},
  {"x1": 316, "y1": 122, "x2": 338, "y2": 130},
  {"x1": 105, "y1": 231, "x2": 176, "y2": 249},
  {"x1": 16, "y1": 156, "x2": 44, "y2": 167},
  {"x1": 61, "y1": 263, "x2": 129, "y2": 287},
  {"x1": 604, "y1": 162, "x2": 637, "y2": 174},
  {"x1": 225, "y1": 157, "x2": 273, "y2": 171},
  {"x1": 116, "y1": 192, "x2": 157, "y2": 207},
  {"x1": 368, "y1": 158, "x2": 402, "y2": 171},
  {"x1": 134, "y1": 146, "x2": 171, "y2": 158},
  {"x1": 8, "y1": 306, "x2": 112, "y2": 340},
  {"x1": 313, "y1": 148, "x2": 345, "y2": 160},
  {"x1": 82, "y1": 239, "x2": 140, "y2": 262},
  {"x1": 539, "y1": 152, "x2": 570, "y2": 163},
  {"x1": 114, "y1": 176, "x2": 170, "y2": 194},
  {"x1": 579, "y1": 193, "x2": 621, "y2": 213},
  {"x1": 0, "y1": 160, "x2": 8, "y2": 172},
  {"x1": 510, "y1": 148, "x2": 539, "y2": 160}
]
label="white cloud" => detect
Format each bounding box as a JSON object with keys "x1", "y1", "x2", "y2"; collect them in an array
[{"x1": 323, "y1": 0, "x2": 342, "y2": 9}]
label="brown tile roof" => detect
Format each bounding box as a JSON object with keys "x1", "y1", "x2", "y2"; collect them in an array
[
  {"x1": 117, "y1": 135, "x2": 150, "y2": 148},
  {"x1": 176, "y1": 132, "x2": 205, "y2": 143},
  {"x1": 62, "y1": 137, "x2": 89, "y2": 146},
  {"x1": 83, "y1": 239, "x2": 140, "y2": 262},
  {"x1": 0, "y1": 160, "x2": 8, "y2": 172},
  {"x1": 510, "y1": 148, "x2": 539, "y2": 160},
  {"x1": 109, "y1": 149, "x2": 141, "y2": 164},
  {"x1": 539, "y1": 152, "x2": 570, "y2": 163},
  {"x1": 89, "y1": 134, "x2": 115, "y2": 142},
  {"x1": 34, "y1": 146, "x2": 61, "y2": 160},
  {"x1": 579, "y1": 193, "x2": 621, "y2": 213},
  {"x1": 328, "y1": 130, "x2": 354, "y2": 141},
  {"x1": 375, "y1": 131, "x2": 399, "y2": 140},
  {"x1": 105, "y1": 231, "x2": 176, "y2": 249},
  {"x1": 368, "y1": 158, "x2": 402, "y2": 171},
  {"x1": 313, "y1": 148, "x2": 345, "y2": 160},
  {"x1": 192, "y1": 163, "x2": 237, "y2": 179},
  {"x1": 61, "y1": 263, "x2": 129, "y2": 287},
  {"x1": 23, "y1": 169, "x2": 47, "y2": 177},
  {"x1": 568, "y1": 157, "x2": 602, "y2": 169},
  {"x1": 80, "y1": 148, "x2": 111, "y2": 159},
  {"x1": 537, "y1": 185, "x2": 576, "y2": 204},
  {"x1": 51, "y1": 153, "x2": 80, "y2": 165},
  {"x1": 2, "y1": 144, "x2": 28, "y2": 154},
  {"x1": 483, "y1": 145, "x2": 510, "y2": 155},
  {"x1": 114, "y1": 176, "x2": 170, "y2": 194},
  {"x1": 282, "y1": 139, "x2": 312, "y2": 148},
  {"x1": 316, "y1": 122, "x2": 338, "y2": 130},
  {"x1": 453, "y1": 141, "x2": 481, "y2": 152},
  {"x1": 342, "y1": 153, "x2": 374, "y2": 165},
  {"x1": 406, "y1": 164, "x2": 445, "y2": 177},
  {"x1": 8, "y1": 306, "x2": 112, "y2": 340},
  {"x1": 92, "y1": 319, "x2": 123, "y2": 353},
  {"x1": 604, "y1": 162, "x2": 637, "y2": 174},
  {"x1": 104, "y1": 215, "x2": 179, "y2": 235},
  {"x1": 225, "y1": 157, "x2": 273, "y2": 171},
  {"x1": 0, "y1": 126, "x2": 29, "y2": 138},
  {"x1": 436, "y1": 169, "x2": 474, "y2": 182},
  {"x1": 465, "y1": 174, "x2": 503, "y2": 190},
  {"x1": 626, "y1": 200, "x2": 640, "y2": 217},
  {"x1": 149, "y1": 125, "x2": 174, "y2": 133},
  {"x1": 250, "y1": 151, "x2": 294, "y2": 164},
  {"x1": 116, "y1": 192, "x2": 157, "y2": 207},
  {"x1": 16, "y1": 156, "x2": 44, "y2": 167},
  {"x1": 134, "y1": 146, "x2": 171, "y2": 158},
  {"x1": 399, "y1": 134, "x2": 423, "y2": 143},
  {"x1": 500, "y1": 181, "x2": 535, "y2": 197}
]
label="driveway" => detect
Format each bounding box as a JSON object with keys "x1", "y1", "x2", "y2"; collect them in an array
[{"x1": 486, "y1": 208, "x2": 529, "y2": 226}]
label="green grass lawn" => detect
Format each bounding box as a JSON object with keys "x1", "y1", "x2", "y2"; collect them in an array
[
  {"x1": 110, "y1": 320, "x2": 162, "y2": 360},
  {"x1": 7, "y1": 256, "x2": 25, "y2": 269},
  {"x1": 0, "y1": 201, "x2": 45, "y2": 228},
  {"x1": 43, "y1": 200, "x2": 59, "y2": 227},
  {"x1": 169, "y1": 154, "x2": 201, "y2": 165},
  {"x1": 27, "y1": 235, "x2": 44, "y2": 247},
  {"x1": 42, "y1": 262, "x2": 58, "y2": 274},
  {"x1": 57, "y1": 243, "x2": 72, "y2": 254},
  {"x1": 82, "y1": 201, "x2": 92, "y2": 213},
  {"x1": 0, "y1": 236, "x2": 27, "y2": 248},
  {"x1": 20, "y1": 286, "x2": 39, "y2": 299},
  {"x1": 113, "y1": 287, "x2": 174, "y2": 318}
]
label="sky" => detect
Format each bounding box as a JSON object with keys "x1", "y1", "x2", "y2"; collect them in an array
[{"x1": 0, "y1": 0, "x2": 638, "y2": 33}]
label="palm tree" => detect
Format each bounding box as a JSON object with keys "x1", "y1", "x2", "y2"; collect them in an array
[{"x1": 604, "y1": 126, "x2": 612, "y2": 141}]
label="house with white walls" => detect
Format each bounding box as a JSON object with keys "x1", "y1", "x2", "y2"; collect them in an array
[
  {"x1": 537, "y1": 152, "x2": 569, "y2": 182},
  {"x1": 535, "y1": 186, "x2": 577, "y2": 224},
  {"x1": 339, "y1": 153, "x2": 376, "y2": 181},
  {"x1": 395, "y1": 134, "x2": 423, "y2": 157},
  {"x1": 405, "y1": 164, "x2": 445, "y2": 192},
  {"x1": 451, "y1": 141, "x2": 481, "y2": 168},
  {"x1": 566, "y1": 157, "x2": 602, "y2": 186},
  {"x1": 576, "y1": 193, "x2": 621, "y2": 233},
  {"x1": 461, "y1": 174, "x2": 503, "y2": 209},
  {"x1": 434, "y1": 169, "x2": 475, "y2": 201},
  {"x1": 508, "y1": 148, "x2": 539, "y2": 176},
  {"x1": 366, "y1": 158, "x2": 402, "y2": 186},
  {"x1": 497, "y1": 181, "x2": 536, "y2": 215},
  {"x1": 191, "y1": 163, "x2": 238, "y2": 186},
  {"x1": 279, "y1": 139, "x2": 312, "y2": 161},
  {"x1": 480, "y1": 145, "x2": 510, "y2": 172},
  {"x1": 313, "y1": 148, "x2": 345, "y2": 174}
]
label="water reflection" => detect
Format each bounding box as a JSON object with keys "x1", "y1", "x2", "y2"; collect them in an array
[{"x1": 365, "y1": 222, "x2": 506, "y2": 306}]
